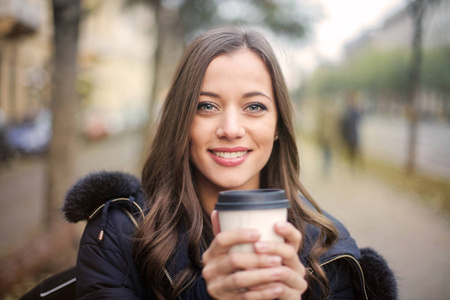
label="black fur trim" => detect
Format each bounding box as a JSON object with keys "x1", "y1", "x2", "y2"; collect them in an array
[
  {"x1": 359, "y1": 247, "x2": 398, "y2": 300},
  {"x1": 62, "y1": 171, "x2": 142, "y2": 223}
]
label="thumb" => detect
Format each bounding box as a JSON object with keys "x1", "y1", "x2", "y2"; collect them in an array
[{"x1": 211, "y1": 210, "x2": 221, "y2": 236}]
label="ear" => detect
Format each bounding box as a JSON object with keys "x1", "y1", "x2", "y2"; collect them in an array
[{"x1": 211, "y1": 210, "x2": 221, "y2": 235}]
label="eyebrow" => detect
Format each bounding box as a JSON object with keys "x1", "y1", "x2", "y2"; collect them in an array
[
  {"x1": 199, "y1": 91, "x2": 220, "y2": 98},
  {"x1": 243, "y1": 91, "x2": 272, "y2": 100},
  {"x1": 200, "y1": 91, "x2": 272, "y2": 100}
]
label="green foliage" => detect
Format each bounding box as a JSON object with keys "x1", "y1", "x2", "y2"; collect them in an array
[
  {"x1": 307, "y1": 65, "x2": 341, "y2": 95},
  {"x1": 184, "y1": 0, "x2": 309, "y2": 39},
  {"x1": 245, "y1": 0, "x2": 307, "y2": 37},
  {"x1": 306, "y1": 46, "x2": 450, "y2": 99},
  {"x1": 423, "y1": 46, "x2": 450, "y2": 95},
  {"x1": 350, "y1": 48, "x2": 409, "y2": 93},
  {"x1": 125, "y1": 0, "x2": 310, "y2": 41}
]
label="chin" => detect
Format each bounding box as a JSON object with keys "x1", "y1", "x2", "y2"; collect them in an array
[{"x1": 214, "y1": 178, "x2": 256, "y2": 191}]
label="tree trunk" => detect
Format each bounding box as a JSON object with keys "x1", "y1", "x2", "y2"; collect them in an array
[
  {"x1": 406, "y1": 0, "x2": 425, "y2": 174},
  {"x1": 141, "y1": 3, "x2": 184, "y2": 159},
  {"x1": 46, "y1": 0, "x2": 81, "y2": 227}
]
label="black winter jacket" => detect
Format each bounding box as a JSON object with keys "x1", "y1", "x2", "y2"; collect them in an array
[{"x1": 63, "y1": 171, "x2": 397, "y2": 299}]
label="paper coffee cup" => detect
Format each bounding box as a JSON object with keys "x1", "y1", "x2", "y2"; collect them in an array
[{"x1": 215, "y1": 189, "x2": 290, "y2": 253}]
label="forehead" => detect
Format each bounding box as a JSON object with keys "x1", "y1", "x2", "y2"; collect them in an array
[
  {"x1": 207, "y1": 48, "x2": 267, "y2": 74},
  {"x1": 201, "y1": 49, "x2": 273, "y2": 93}
]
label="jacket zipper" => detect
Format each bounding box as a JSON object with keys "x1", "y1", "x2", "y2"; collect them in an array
[
  {"x1": 163, "y1": 268, "x2": 182, "y2": 299},
  {"x1": 319, "y1": 255, "x2": 368, "y2": 300},
  {"x1": 119, "y1": 202, "x2": 182, "y2": 300}
]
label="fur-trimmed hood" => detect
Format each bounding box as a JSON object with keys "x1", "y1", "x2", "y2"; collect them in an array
[
  {"x1": 360, "y1": 247, "x2": 398, "y2": 299},
  {"x1": 62, "y1": 171, "x2": 145, "y2": 223}
]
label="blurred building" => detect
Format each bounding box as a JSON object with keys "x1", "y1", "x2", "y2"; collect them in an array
[
  {"x1": 344, "y1": 0, "x2": 450, "y2": 120},
  {"x1": 0, "y1": 0, "x2": 155, "y2": 141},
  {"x1": 0, "y1": 0, "x2": 52, "y2": 124},
  {"x1": 345, "y1": 0, "x2": 450, "y2": 56},
  {"x1": 79, "y1": 0, "x2": 154, "y2": 139}
]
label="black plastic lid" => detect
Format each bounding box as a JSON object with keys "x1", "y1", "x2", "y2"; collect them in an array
[{"x1": 215, "y1": 189, "x2": 290, "y2": 211}]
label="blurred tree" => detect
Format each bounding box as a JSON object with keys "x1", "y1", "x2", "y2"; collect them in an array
[
  {"x1": 405, "y1": 0, "x2": 440, "y2": 174},
  {"x1": 306, "y1": 46, "x2": 449, "y2": 105},
  {"x1": 423, "y1": 46, "x2": 450, "y2": 99},
  {"x1": 306, "y1": 49, "x2": 409, "y2": 98},
  {"x1": 47, "y1": 0, "x2": 81, "y2": 227},
  {"x1": 124, "y1": 0, "x2": 312, "y2": 130},
  {"x1": 405, "y1": 0, "x2": 425, "y2": 174},
  {"x1": 306, "y1": 0, "x2": 443, "y2": 175},
  {"x1": 347, "y1": 49, "x2": 409, "y2": 94},
  {"x1": 307, "y1": 65, "x2": 341, "y2": 96}
]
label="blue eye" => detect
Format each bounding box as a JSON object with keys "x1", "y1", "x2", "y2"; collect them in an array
[
  {"x1": 197, "y1": 102, "x2": 216, "y2": 112},
  {"x1": 246, "y1": 103, "x2": 267, "y2": 113}
]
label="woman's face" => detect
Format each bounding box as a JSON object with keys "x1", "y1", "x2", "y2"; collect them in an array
[{"x1": 189, "y1": 48, "x2": 278, "y2": 201}]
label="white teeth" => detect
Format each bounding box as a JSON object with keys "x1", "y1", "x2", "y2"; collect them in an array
[{"x1": 213, "y1": 151, "x2": 248, "y2": 158}]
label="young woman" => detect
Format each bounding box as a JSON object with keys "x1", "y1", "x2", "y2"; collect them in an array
[{"x1": 64, "y1": 27, "x2": 397, "y2": 299}]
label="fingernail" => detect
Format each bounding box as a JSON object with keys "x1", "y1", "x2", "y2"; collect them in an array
[
  {"x1": 247, "y1": 230, "x2": 259, "y2": 239},
  {"x1": 272, "y1": 286, "x2": 283, "y2": 295},
  {"x1": 268, "y1": 255, "x2": 282, "y2": 265},
  {"x1": 271, "y1": 268, "x2": 282, "y2": 278},
  {"x1": 255, "y1": 242, "x2": 268, "y2": 251}
]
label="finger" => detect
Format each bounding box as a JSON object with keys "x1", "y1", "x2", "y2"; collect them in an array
[
  {"x1": 221, "y1": 267, "x2": 284, "y2": 291},
  {"x1": 253, "y1": 241, "x2": 305, "y2": 276},
  {"x1": 217, "y1": 252, "x2": 283, "y2": 275},
  {"x1": 211, "y1": 210, "x2": 221, "y2": 236},
  {"x1": 203, "y1": 253, "x2": 281, "y2": 283},
  {"x1": 244, "y1": 283, "x2": 285, "y2": 299},
  {"x1": 274, "y1": 222, "x2": 302, "y2": 251},
  {"x1": 245, "y1": 266, "x2": 306, "y2": 292},
  {"x1": 247, "y1": 272, "x2": 308, "y2": 299},
  {"x1": 212, "y1": 266, "x2": 306, "y2": 298},
  {"x1": 202, "y1": 229, "x2": 260, "y2": 263},
  {"x1": 247, "y1": 282, "x2": 278, "y2": 292},
  {"x1": 278, "y1": 277, "x2": 308, "y2": 300}
]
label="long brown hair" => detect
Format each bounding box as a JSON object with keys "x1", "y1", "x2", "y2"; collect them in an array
[{"x1": 134, "y1": 27, "x2": 338, "y2": 299}]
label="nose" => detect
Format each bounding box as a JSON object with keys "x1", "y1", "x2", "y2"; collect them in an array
[{"x1": 216, "y1": 109, "x2": 245, "y2": 140}]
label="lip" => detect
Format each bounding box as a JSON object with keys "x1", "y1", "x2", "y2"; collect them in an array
[
  {"x1": 208, "y1": 147, "x2": 251, "y2": 167},
  {"x1": 210, "y1": 147, "x2": 249, "y2": 152}
]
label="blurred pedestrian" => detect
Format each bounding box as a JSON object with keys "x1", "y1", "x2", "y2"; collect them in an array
[
  {"x1": 0, "y1": 109, "x2": 13, "y2": 164},
  {"x1": 340, "y1": 95, "x2": 362, "y2": 168},
  {"x1": 317, "y1": 101, "x2": 340, "y2": 177},
  {"x1": 63, "y1": 27, "x2": 396, "y2": 300}
]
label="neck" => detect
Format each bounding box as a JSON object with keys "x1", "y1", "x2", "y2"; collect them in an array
[
  {"x1": 194, "y1": 170, "x2": 232, "y2": 216},
  {"x1": 194, "y1": 171, "x2": 261, "y2": 216},
  {"x1": 196, "y1": 178, "x2": 221, "y2": 216}
]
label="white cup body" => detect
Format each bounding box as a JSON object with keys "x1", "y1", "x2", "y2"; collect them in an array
[{"x1": 218, "y1": 208, "x2": 287, "y2": 253}]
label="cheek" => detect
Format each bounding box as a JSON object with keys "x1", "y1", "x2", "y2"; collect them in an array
[
  {"x1": 189, "y1": 120, "x2": 208, "y2": 159},
  {"x1": 253, "y1": 127, "x2": 277, "y2": 156},
  {"x1": 189, "y1": 119, "x2": 200, "y2": 145},
  {"x1": 258, "y1": 119, "x2": 277, "y2": 143}
]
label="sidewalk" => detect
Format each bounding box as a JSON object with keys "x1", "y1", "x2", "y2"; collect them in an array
[
  {"x1": 299, "y1": 140, "x2": 450, "y2": 300},
  {"x1": 0, "y1": 130, "x2": 145, "y2": 256}
]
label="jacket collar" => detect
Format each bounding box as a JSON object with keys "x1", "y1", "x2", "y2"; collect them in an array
[{"x1": 299, "y1": 197, "x2": 361, "y2": 266}]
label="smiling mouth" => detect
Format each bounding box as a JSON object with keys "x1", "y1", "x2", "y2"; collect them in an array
[{"x1": 211, "y1": 151, "x2": 249, "y2": 158}]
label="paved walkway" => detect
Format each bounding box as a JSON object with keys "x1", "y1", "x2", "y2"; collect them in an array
[
  {"x1": 361, "y1": 116, "x2": 450, "y2": 179},
  {"x1": 299, "y1": 141, "x2": 450, "y2": 300},
  {"x1": 0, "y1": 131, "x2": 144, "y2": 256}
]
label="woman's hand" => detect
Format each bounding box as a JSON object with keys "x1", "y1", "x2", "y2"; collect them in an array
[
  {"x1": 201, "y1": 211, "x2": 308, "y2": 299},
  {"x1": 251, "y1": 221, "x2": 308, "y2": 299}
]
